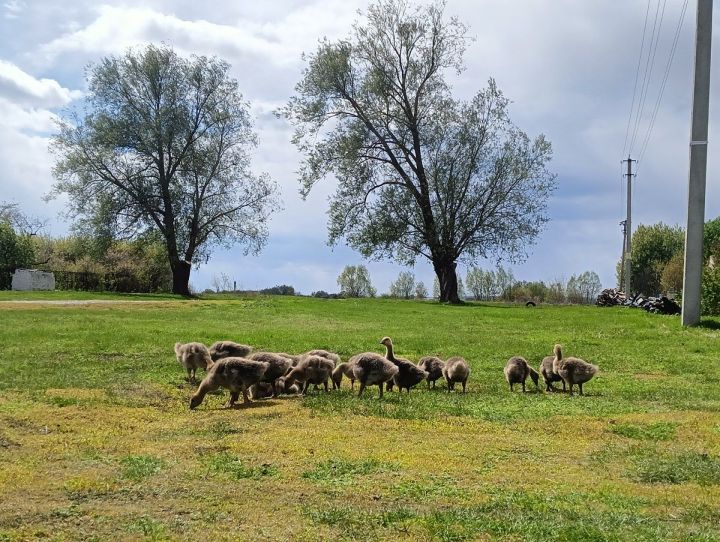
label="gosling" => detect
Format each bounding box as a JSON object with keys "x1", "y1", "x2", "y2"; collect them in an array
[
  {"x1": 380, "y1": 337, "x2": 427, "y2": 393},
  {"x1": 189, "y1": 357, "x2": 269, "y2": 409},
  {"x1": 349, "y1": 352, "x2": 399, "y2": 399},
  {"x1": 174, "y1": 342, "x2": 213, "y2": 384},
  {"x1": 249, "y1": 352, "x2": 292, "y2": 397},
  {"x1": 539, "y1": 353, "x2": 565, "y2": 392},
  {"x1": 208, "y1": 341, "x2": 253, "y2": 361},
  {"x1": 417, "y1": 356, "x2": 445, "y2": 389},
  {"x1": 285, "y1": 355, "x2": 335, "y2": 394},
  {"x1": 332, "y1": 362, "x2": 355, "y2": 390},
  {"x1": 552, "y1": 344, "x2": 598, "y2": 396},
  {"x1": 443, "y1": 356, "x2": 470, "y2": 393},
  {"x1": 504, "y1": 356, "x2": 540, "y2": 392}
]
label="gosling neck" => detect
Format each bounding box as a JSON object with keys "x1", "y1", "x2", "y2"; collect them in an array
[{"x1": 384, "y1": 341, "x2": 397, "y2": 362}]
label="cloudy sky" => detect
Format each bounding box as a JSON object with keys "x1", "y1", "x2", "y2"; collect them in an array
[{"x1": 1, "y1": 0, "x2": 718, "y2": 294}]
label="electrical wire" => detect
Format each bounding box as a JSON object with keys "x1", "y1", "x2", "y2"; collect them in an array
[
  {"x1": 622, "y1": 0, "x2": 652, "y2": 157},
  {"x1": 637, "y1": 0, "x2": 690, "y2": 165}
]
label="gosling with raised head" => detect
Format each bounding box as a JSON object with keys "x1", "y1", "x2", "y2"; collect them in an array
[
  {"x1": 174, "y1": 342, "x2": 213, "y2": 383},
  {"x1": 380, "y1": 337, "x2": 427, "y2": 393},
  {"x1": 443, "y1": 356, "x2": 470, "y2": 393},
  {"x1": 539, "y1": 353, "x2": 564, "y2": 392},
  {"x1": 417, "y1": 356, "x2": 445, "y2": 389},
  {"x1": 552, "y1": 344, "x2": 598, "y2": 396},
  {"x1": 504, "y1": 356, "x2": 539, "y2": 392},
  {"x1": 189, "y1": 357, "x2": 269, "y2": 409}
]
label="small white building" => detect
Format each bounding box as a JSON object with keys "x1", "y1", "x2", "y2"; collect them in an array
[{"x1": 11, "y1": 269, "x2": 55, "y2": 291}]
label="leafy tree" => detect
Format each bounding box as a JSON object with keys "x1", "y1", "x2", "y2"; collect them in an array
[
  {"x1": 0, "y1": 222, "x2": 35, "y2": 289},
  {"x1": 661, "y1": 253, "x2": 684, "y2": 294},
  {"x1": 566, "y1": 271, "x2": 601, "y2": 304},
  {"x1": 283, "y1": 0, "x2": 555, "y2": 303},
  {"x1": 0, "y1": 201, "x2": 46, "y2": 235},
  {"x1": 337, "y1": 265, "x2": 376, "y2": 297},
  {"x1": 496, "y1": 266, "x2": 515, "y2": 300},
  {"x1": 389, "y1": 271, "x2": 415, "y2": 298},
  {"x1": 415, "y1": 281, "x2": 428, "y2": 299},
  {"x1": 546, "y1": 278, "x2": 566, "y2": 304},
  {"x1": 620, "y1": 224, "x2": 684, "y2": 295},
  {"x1": 51, "y1": 44, "x2": 278, "y2": 296},
  {"x1": 466, "y1": 267, "x2": 483, "y2": 300}
]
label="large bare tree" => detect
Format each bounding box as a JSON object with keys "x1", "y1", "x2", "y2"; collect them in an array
[
  {"x1": 283, "y1": 0, "x2": 555, "y2": 303},
  {"x1": 51, "y1": 44, "x2": 278, "y2": 295}
]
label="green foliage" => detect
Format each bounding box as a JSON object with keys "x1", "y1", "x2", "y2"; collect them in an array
[
  {"x1": 0, "y1": 222, "x2": 35, "y2": 289},
  {"x1": 260, "y1": 284, "x2": 296, "y2": 295},
  {"x1": 701, "y1": 266, "x2": 720, "y2": 315},
  {"x1": 31, "y1": 234, "x2": 171, "y2": 292},
  {"x1": 284, "y1": 0, "x2": 555, "y2": 303},
  {"x1": 337, "y1": 265, "x2": 376, "y2": 297},
  {"x1": 389, "y1": 271, "x2": 415, "y2": 298},
  {"x1": 50, "y1": 44, "x2": 278, "y2": 295},
  {"x1": 624, "y1": 223, "x2": 684, "y2": 295},
  {"x1": 566, "y1": 271, "x2": 602, "y2": 304}
]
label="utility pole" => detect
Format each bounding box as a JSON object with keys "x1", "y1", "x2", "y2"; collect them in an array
[
  {"x1": 622, "y1": 157, "x2": 636, "y2": 295},
  {"x1": 619, "y1": 220, "x2": 627, "y2": 289},
  {"x1": 682, "y1": 0, "x2": 713, "y2": 326}
]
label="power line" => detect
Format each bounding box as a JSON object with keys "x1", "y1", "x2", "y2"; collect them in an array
[
  {"x1": 629, "y1": 0, "x2": 668, "y2": 155},
  {"x1": 637, "y1": 0, "x2": 690, "y2": 164},
  {"x1": 622, "y1": 0, "x2": 652, "y2": 157}
]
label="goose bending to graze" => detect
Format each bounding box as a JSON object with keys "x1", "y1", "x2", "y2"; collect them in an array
[
  {"x1": 504, "y1": 356, "x2": 539, "y2": 392},
  {"x1": 380, "y1": 337, "x2": 427, "y2": 393},
  {"x1": 331, "y1": 362, "x2": 355, "y2": 390},
  {"x1": 443, "y1": 356, "x2": 470, "y2": 393},
  {"x1": 275, "y1": 375, "x2": 301, "y2": 395},
  {"x1": 209, "y1": 341, "x2": 253, "y2": 361},
  {"x1": 539, "y1": 353, "x2": 565, "y2": 392},
  {"x1": 174, "y1": 342, "x2": 213, "y2": 383},
  {"x1": 189, "y1": 357, "x2": 269, "y2": 409},
  {"x1": 249, "y1": 381, "x2": 274, "y2": 400},
  {"x1": 417, "y1": 356, "x2": 445, "y2": 389},
  {"x1": 249, "y1": 353, "x2": 292, "y2": 397},
  {"x1": 285, "y1": 355, "x2": 335, "y2": 394},
  {"x1": 350, "y1": 352, "x2": 398, "y2": 399},
  {"x1": 552, "y1": 344, "x2": 598, "y2": 396}
]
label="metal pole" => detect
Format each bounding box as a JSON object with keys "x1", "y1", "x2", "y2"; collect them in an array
[
  {"x1": 623, "y1": 157, "x2": 635, "y2": 295},
  {"x1": 682, "y1": 0, "x2": 713, "y2": 326}
]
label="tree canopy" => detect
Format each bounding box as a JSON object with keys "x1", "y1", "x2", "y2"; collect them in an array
[
  {"x1": 284, "y1": 0, "x2": 555, "y2": 303},
  {"x1": 51, "y1": 44, "x2": 278, "y2": 295}
]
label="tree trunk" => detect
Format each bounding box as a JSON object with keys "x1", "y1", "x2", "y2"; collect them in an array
[
  {"x1": 434, "y1": 260, "x2": 461, "y2": 304},
  {"x1": 171, "y1": 259, "x2": 192, "y2": 296}
]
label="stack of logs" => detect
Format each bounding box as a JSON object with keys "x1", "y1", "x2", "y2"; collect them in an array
[{"x1": 596, "y1": 288, "x2": 681, "y2": 315}]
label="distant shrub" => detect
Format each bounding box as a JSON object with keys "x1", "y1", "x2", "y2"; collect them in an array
[
  {"x1": 311, "y1": 290, "x2": 343, "y2": 299},
  {"x1": 260, "y1": 284, "x2": 296, "y2": 295}
]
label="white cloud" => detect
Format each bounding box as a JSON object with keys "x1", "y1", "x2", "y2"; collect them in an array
[
  {"x1": 0, "y1": 59, "x2": 82, "y2": 108},
  {"x1": 3, "y1": 0, "x2": 23, "y2": 19}
]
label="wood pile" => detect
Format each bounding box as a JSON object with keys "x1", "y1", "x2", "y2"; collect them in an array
[
  {"x1": 596, "y1": 288, "x2": 627, "y2": 306},
  {"x1": 596, "y1": 288, "x2": 680, "y2": 315}
]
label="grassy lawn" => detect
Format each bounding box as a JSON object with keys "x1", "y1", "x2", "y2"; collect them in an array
[{"x1": 1, "y1": 295, "x2": 719, "y2": 541}]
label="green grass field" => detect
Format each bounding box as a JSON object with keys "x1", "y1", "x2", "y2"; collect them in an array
[{"x1": 1, "y1": 294, "x2": 719, "y2": 541}]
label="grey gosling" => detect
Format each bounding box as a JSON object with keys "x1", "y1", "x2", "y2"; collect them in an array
[
  {"x1": 208, "y1": 340, "x2": 253, "y2": 361},
  {"x1": 304, "y1": 349, "x2": 341, "y2": 367},
  {"x1": 349, "y1": 352, "x2": 399, "y2": 399},
  {"x1": 443, "y1": 356, "x2": 470, "y2": 393},
  {"x1": 189, "y1": 357, "x2": 269, "y2": 409},
  {"x1": 380, "y1": 337, "x2": 427, "y2": 392},
  {"x1": 539, "y1": 353, "x2": 565, "y2": 392},
  {"x1": 174, "y1": 342, "x2": 213, "y2": 383},
  {"x1": 417, "y1": 356, "x2": 445, "y2": 389},
  {"x1": 275, "y1": 375, "x2": 301, "y2": 395},
  {"x1": 331, "y1": 362, "x2": 355, "y2": 390},
  {"x1": 285, "y1": 355, "x2": 335, "y2": 394},
  {"x1": 504, "y1": 356, "x2": 540, "y2": 392},
  {"x1": 552, "y1": 344, "x2": 599, "y2": 396},
  {"x1": 249, "y1": 352, "x2": 293, "y2": 397}
]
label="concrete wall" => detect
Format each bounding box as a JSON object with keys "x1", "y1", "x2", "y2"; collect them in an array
[{"x1": 11, "y1": 269, "x2": 55, "y2": 291}]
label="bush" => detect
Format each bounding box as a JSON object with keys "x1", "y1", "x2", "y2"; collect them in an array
[
  {"x1": 702, "y1": 266, "x2": 720, "y2": 315},
  {"x1": 260, "y1": 284, "x2": 296, "y2": 295},
  {"x1": 0, "y1": 222, "x2": 35, "y2": 289}
]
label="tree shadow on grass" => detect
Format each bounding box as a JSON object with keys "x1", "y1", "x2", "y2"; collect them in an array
[{"x1": 698, "y1": 319, "x2": 720, "y2": 330}]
